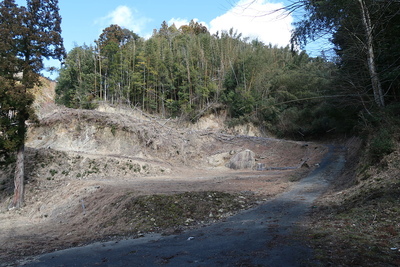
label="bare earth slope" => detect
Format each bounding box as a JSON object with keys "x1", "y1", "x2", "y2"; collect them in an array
[{"x1": 0, "y1": 106, "x2": 329, "y2": 265}]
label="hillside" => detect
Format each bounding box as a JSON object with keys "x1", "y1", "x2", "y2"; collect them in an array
[
  {"x1": 1, "y1": 0, "x2": 399, "y2": 265},
  {"x1": 305, "y1": 130, "x2": 400, "y2": 266},
  {"x1": 24, "y1": 104, "x2": 323, "y2": 178},
  {"x1": 1, "y1": 78, "x2": 399, "y2": 266},
  {"x1": 0, "y1": 102, "x2": 328, "y2": 264}
]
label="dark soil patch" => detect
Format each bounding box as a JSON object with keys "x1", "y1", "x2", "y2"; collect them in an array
[{"x1": 100, "y1": 191, "x2": 260, "y2": 236}]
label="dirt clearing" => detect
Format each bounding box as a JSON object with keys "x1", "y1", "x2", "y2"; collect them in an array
[{"x1": 19, "y1": 145, "x2": 345, "y2": 267}]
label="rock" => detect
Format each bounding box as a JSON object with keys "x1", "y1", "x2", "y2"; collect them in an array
[
  {"x1": 207, "y1": 152, "x2": 231, "y2": 167},
  {"x1": 227, "y1": 149, "x2": 255, "y2": 170},
  {"x1": 301, "y1": 162, "x2": 310, "y2": 168},
  {"x1": 256, "y1": 163, "x2": 266, "y2": 171}
]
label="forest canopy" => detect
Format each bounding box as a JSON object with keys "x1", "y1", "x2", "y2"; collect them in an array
[
  {"x1": 56, "y1": 0, "x2": 400, "y2": 139},
  {"x1": 56, "y1": 21, "x2": 342, "y2": 139}
]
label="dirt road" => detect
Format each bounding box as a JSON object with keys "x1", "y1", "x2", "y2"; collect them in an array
[{"x1": 21, "y1": 145, "x2": 345, "y2": 267}]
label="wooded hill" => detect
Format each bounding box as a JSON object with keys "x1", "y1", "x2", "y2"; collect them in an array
[
  {"x1": 56, "y1": 0, "x2": 400, "y2": 140},
  {"x1": 56, "y1": 22, "x2": 342, "y2": 139}
]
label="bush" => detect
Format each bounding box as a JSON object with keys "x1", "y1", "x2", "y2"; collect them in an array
[{"x1": 369, "y1": 129, "x2": 394, "y2": 162}]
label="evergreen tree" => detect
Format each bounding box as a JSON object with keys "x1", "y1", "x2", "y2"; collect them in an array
[
  {"x1": 0, "y1": 0, "x2": 65, "y2": 209},
  {"x1": 56, "y1": 45, "x2": 97, "y2": 108},
  {"x1": 95, "y1": 24, "x2": 138, "y2": 103}
]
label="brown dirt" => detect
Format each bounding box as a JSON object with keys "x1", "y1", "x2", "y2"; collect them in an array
[{"x1": 0, "y1": 106, "x2": 328, "y2": 265}]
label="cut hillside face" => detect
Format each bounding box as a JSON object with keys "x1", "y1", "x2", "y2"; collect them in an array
[
  {"x1": 28, "y1": 76, "x2": 57, "y2": 119},
  {"x1": 0, "y1": 105, "x2": 328, "y2": 205},
  {"x1": 24, "y1": 106, "x2": 327, "y2": 176},
  {"x1": 26, "y1": 107, "x2": 203, "y2": 168}
]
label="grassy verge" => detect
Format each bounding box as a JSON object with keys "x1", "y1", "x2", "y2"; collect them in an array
[
  {"x1": 306, "y1": 128, "x2": 400, "y2": 266},
  {"x1": 309, "y1": 198, "x2": 400, "y2": 266}
]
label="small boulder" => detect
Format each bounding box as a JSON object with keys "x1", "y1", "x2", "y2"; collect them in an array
[{"x1": 227, "y1": 149, "x2": 255, "y2": 170}]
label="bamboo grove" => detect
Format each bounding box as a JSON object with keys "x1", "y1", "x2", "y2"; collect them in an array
[{"x1": 56, "y1": 21, "x2": 338, "y2": 137}]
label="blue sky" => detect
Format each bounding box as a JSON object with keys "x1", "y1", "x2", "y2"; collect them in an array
[
  {"x1": 15, "y1": 0, "x2": 329, "y2": 79},
  {"x1": 57, "y1": 0, "x2": 295, "y2": 50}
]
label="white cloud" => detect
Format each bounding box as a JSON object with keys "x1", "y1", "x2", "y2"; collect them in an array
[
  {"x1": 210, "y1": 0, "x2": 293, "y2": 47},
  {"x1": 167, "y1": 18, "x2": 209, "y2": 30},
  {"x1": 96, "y1": 6, "x2": 151, "y2": 34},
  {"x1": 168, "y1": 18, "x2": 190, "y2": 29}
]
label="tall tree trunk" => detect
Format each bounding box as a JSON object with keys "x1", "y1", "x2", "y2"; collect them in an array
[
  {"x1": 186, "y1": 60, "x2": 192, "y2": 105},
  {"x1": 358, "y1": 0, "x2": 385, "y2": 108},
  {"x1": 94, "y1": 53, "x2": 97, "y2": 98},
  {"x1": 9, "y1": 143, "x2": 24, "y2": 209},
  {"x1": 9, "y1": 67, "x2": 29, "y2": 210}
]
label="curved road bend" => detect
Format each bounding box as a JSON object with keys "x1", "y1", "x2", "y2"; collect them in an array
[{"x1": 23, "y1": 146, "x2": 345, "y2": 267}]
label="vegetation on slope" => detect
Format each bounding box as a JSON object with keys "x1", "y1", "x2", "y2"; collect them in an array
[
  {"x1": 1, "y1": 1, "x2": 400, "y2": 263},
  {"x1": 56, "y1": 22, "x2": 347, "y2": 139},
  {"x1": 56, "y1": 0, "x2": 400, "y2": 140},
  {"x1": 307, "y1": 114, "x2": 400, "y2": 266}
]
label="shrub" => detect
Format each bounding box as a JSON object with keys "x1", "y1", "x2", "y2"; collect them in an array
[{"x1": 369, "y1": 129, "x2": 394, "y2": 162}]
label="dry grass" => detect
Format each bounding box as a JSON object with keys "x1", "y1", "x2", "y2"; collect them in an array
[{"x1": 305, "y1": 138, "x2": 400, "y2": 266}]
